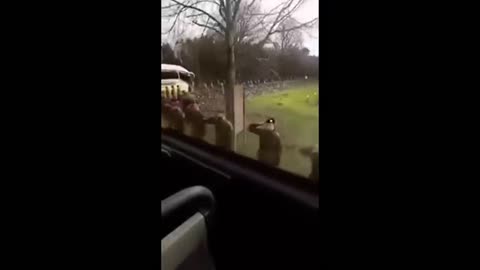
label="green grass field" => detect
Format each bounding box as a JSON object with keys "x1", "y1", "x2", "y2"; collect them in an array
[
  {"x1": 237, "y1": 81, "x2": 319, "y2": 177},
  {"x1": 202, "y1": 81, "x2": 318, "y2": 178}
]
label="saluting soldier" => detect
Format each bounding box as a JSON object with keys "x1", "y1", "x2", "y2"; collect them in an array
[
  {"x1": 299, "y1": 145, "x2": 319, "y2": 182},
  {"x1": 181, "y1": 94, "x2": 206, "y2": 139},
  {"x1": 205, "y1": 114, "x2": 234, "y2": 151},
  {"x1": 248, "y1": 118, "x2": 282, "y2": 167}
]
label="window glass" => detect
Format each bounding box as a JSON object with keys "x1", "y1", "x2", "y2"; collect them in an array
[
  {"x1": 161, "y1": 0, "x2": 319, "y2": 183},
  {"x1": 179, "y1": 72, "x2": 192, "y2": 83},
  {"x1": 162, "y1": 71, "x2": 179, "y2": 80}
]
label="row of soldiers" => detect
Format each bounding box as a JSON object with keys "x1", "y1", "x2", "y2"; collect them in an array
[
  {"x1": 161, "y1": 94, "x2": 234, "y2": 150},
  {"x1": 161, "y1": 93, "x2": 318, "y2": 182}
]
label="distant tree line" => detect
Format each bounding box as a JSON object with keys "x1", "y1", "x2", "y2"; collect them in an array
[
  {"x1": 162, "y1": 0, "x2": 318, "y2": 124},
  {"x1": 162, "y1": 36, "x2": 318, "y2": 84}
]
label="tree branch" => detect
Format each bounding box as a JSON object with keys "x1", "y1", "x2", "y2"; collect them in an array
[
  {"x1": 232, "y1": 0, "x2": 242, "y2": 21},
  {"x1": 271, "y1": 18, "x2": 317, "y2": 34},
  {"x1": 170, "y1": 0, "x2": 226, "y2": 31},
  {"x1": 186, "y1": 12, "x2": 205, "y2": 18},
  {"x1": 218, "y1": 0, "x2": 226, "y2": 22},
  {"x1": 162, "y1": 7, "x2": 188, "y2": 35},
  {"x1": 192, "y1": 20, "x2": 225, "y2": 36},
  {"x1": 256, "y1": 0, "x2": 295, "y2": 46},
  {"x1": 254, "y1": 0, "x2": 316, "y2": 47},
  {"x1": 246, "y1": 0, "x2": 257, "y2": 11}
]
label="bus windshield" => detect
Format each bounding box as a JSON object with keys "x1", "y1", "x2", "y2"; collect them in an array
[{"x1": 179, "y1": 72, "x2": 193, "y2": 83}]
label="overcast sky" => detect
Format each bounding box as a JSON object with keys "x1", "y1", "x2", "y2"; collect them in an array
[
  {"x1": 162, "y1": 0, "x2": 318, "y2": 56},
  {"x1": 261, "y1": 0, "x2": 318, "y2": 55}
]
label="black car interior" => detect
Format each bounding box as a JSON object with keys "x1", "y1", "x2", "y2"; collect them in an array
[{"x1": 161, "y1": 130, "x2": 319, "y2": 269}]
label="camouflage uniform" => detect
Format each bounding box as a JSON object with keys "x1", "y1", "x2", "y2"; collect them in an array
[
  {"x1": 183, "y1": 101, "x2": 206, "y2": 139},
  {"x1": 248, "y1": 118, "x2": 282, "y2": 167},
  {"x1": 180, "y1": 93, "x2": 196, "y2": 108},
  {"x1": 167, "y1": 99, "x2": 185, "y2": 133},
  {"x1": 161, "y1": 99, "x2": 170, "y2": 129},
  {"x1": 205, "y1": 114, "x2": 234, "y2": 151}
]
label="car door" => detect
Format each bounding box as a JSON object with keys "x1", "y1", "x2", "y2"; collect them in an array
[{"x1": 161, "y1": 131, "x2": 319, "y2": 269}]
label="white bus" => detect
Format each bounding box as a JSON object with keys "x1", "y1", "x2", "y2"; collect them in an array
[{"x1": 161, "y1": 64, "x2": 195, "y2": 100}]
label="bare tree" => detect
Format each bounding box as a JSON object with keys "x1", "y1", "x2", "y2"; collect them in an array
[
  {"x1": 162, "y1": 0, "x2": 317, "y2": 125},
  {"x1": 273, "y1": 16, "x2": 304, "y2": 51}
]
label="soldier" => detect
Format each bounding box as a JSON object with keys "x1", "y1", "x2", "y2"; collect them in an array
[
  {"x1": 205, "y1": 114, "x2": 234, "y2": 151},
  {"x1": 299, "y1": 145, "x2": 319, "y2": 182},
  {"x1": 162, "y1": 98, "x2": 177, "y2": 129},
  {"x1": 168, "y1": 98, "x2": 185, "y2": 133},
  {"x1": 248, "y1": 118, "x2": 282, "y2": 167},
  {"x1": 161, "y1": 99, "x2": 169, "y2": 128},
  {"x1": 180, "y1": 92, "x2": 195, "y2": 109},
  {"x1": 181, "y1": 94, "x2": 206, "y2": 139}
]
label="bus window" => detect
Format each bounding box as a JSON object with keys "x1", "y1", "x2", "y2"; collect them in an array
[
  {"x1": 179, "y1": 73, "x2": 192, "y2": 84},
  {"x1": 162, "y1": 71, "x2": 179, "y2": 80}
]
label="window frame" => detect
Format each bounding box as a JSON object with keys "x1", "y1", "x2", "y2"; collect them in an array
[{"x1": 162, "y1": 129, "x2": 318, "y2": 209}]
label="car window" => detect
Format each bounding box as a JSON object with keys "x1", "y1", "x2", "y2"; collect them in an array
[{"x1": 161, "y1": 0, "x2": 319, "y2": 183}]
